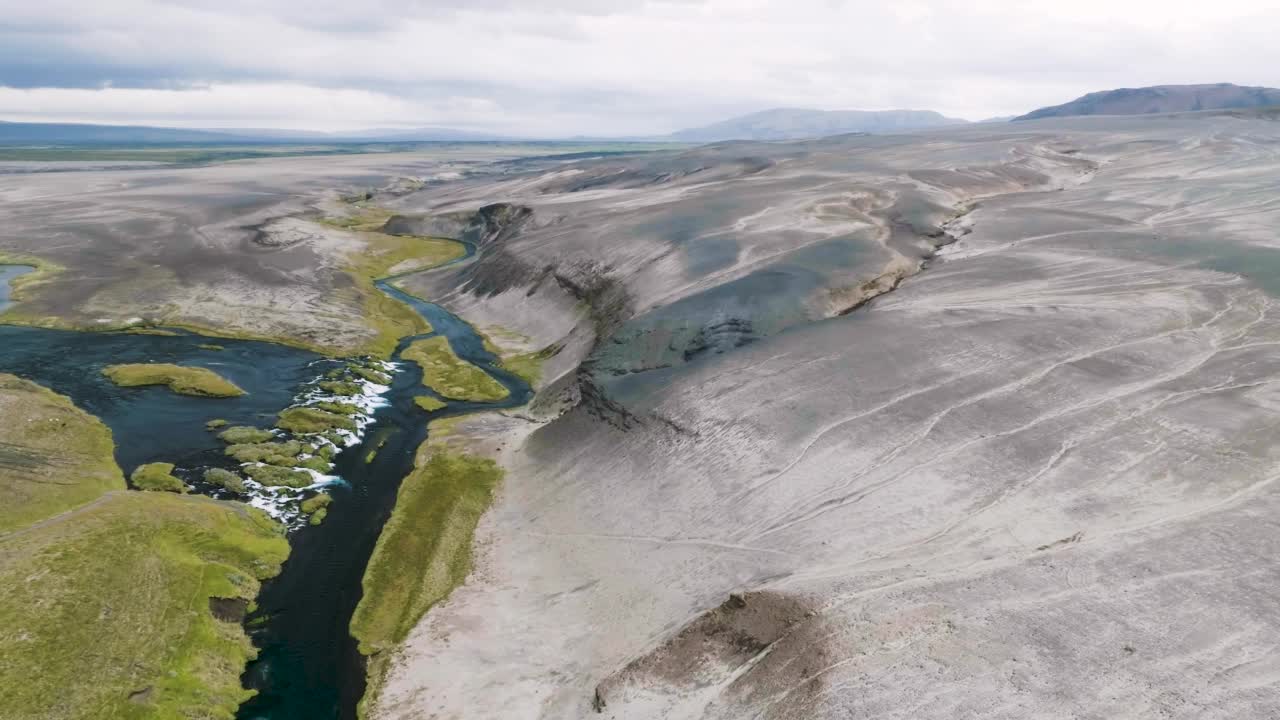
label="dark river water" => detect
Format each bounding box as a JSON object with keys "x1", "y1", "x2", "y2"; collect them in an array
[{"x1": 0, "y1": 264, "x2": 531, "y2": 719}]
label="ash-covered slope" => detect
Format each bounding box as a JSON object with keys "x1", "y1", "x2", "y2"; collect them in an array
[
  {"x1": 376, "y1": 114, "x2": 1280, "y2": 719},
  {"x1": 1016, "y1": 82, "x2": 1280, "y2": 120}
]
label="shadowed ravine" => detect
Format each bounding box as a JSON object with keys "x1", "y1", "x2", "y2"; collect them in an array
[{"x1": 237, "y1": 267, "x2": 532, "y2": 720}]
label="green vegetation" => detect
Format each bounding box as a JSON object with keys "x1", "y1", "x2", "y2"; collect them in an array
[
  {"x1": 0, "y1": 375, "x2": 291, "y2": 719},
  {"x1": 499, "y1": 346, "x2": 554, "y2": 387},
  {"x1": 203, "y1": 468, "x2": 247, "y2": 494},
  {"x1": 0, "y1": 374, "x2": 125, "y2": 532},
  {"x1": 277, "y1": 406, "x2": 357, "y2": 434},
  {"x1": 330, "y1": 227, "x2": 460, "y2": 358},
  {"x1": 414, "y1": 395, "x2": 447, "y2": 412},
  {"x1": 206, "y1": 418, "x2": 229, "y2": 430},
  {"x1": 130, "y1": 463, "x2": 187, "y2": 493},
  {"x1": 351, "y1": 443, "x2": 503, "y2": 709},
  {"x1": 0, "y1": 251, "x2": 65, "y2": 319},
  {"x1": 225, "y1": 441, "x2": 304, "y2": 466},
  {"x1": 313, "y1": 400, "x2": 360, "y2": 415},
  {"x1": 123, "y1": 326, "x2": 181, "y2": 337},
  {"x1": 320, "y1": 380, "x2": 364, "y2": 396},
  {"x1": 301, "y1": 493, "x2": 332, "y2": 526},
  {"x1": 217, "y1": 426, "x2": 275, "y2": 444},
  {"x1": 477, "y1": 326, "x2": 555, "y2": 386},
  {"x1": 0, "y1": 492, "x2": 289, "y2": 720},
  {"x1": 402, "y1": 336, "x2": 509, "y2": 402},
  {"x1": 103, "y1": 363, "x2": 245, "y2": 398},
  {"x1": 243, "y1": 464, "x2": 314, "y2": 488},
  {"x1": 198, "y1": 343, "x2": 226, "y2": 351},
  {"x1": 348, "y1": 363, "x2": 392, "y2": 386}
]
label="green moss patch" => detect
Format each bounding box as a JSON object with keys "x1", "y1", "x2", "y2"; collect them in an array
[
  {"x1": 319, "y1": 380, "x2": 363, "y2": 397},
  {"x1": 348, "y1": 363, "x2": 392, "y2": 386},
  {"x1": 402, "y1": 337, "x2": 509, "y2": 403},
  {"x1": 312, "y1": 400, "x2": 360, "y2": 415},
  {"x1": 301, "y1": 493, "x2": 332, "y2": 518},
  {"x1": 205, "y1": 418, "x2": 229, "y2": 430},
  {"x1": 0, "y1": 374, "x2": 125, "y2": 533},
  {"x1": 414, "y1": 395, "x2": 447, "y2": 412},
  {"x1": 243, "y1": 465, "x2": 314, "y2": 488},
  {"x1": 0, "y1": 491, "x2": 289, "y2": 720},
  {"x1": 203, "y1": 468, "x2": 246, "y2": 494},
  {"x1": 277, "y1": 407, "x2": 357, "y2": 434},
  {"x1": 351, "y1": 446, "x2": 501, "y2": 656},
  {"x1": 225, "y1": 441, "x2": 304, "y2": 466},
  {"x1": 103, "y1": 364, "x2": 245, "y2": 398},
  {"x1": 130, "y1": 463, "x2": 187, "y2": 494},
  {"x1": 217, "y1": 426, "x2": 275, "y2": 445}
]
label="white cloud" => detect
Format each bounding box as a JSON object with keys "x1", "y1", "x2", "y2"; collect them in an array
[{"x1": 1, "y1": 0, "x2": 1279, "y2": 134}]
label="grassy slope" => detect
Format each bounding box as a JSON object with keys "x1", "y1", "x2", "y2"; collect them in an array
[
  {"x1": 350, "y1": 426, "x2": 503, "y2": 716},
  {"x1": 0, "y1": 374, "x2": 291, "y2": 720},
  {"x1": 402, "y1": 336, "x2": 509, "y2": 402},
  {"x1": 0, "y1": 493, "x2": 289, "y2": 720},
  {"x1": 103, "y1": 363, "x2": 246, "y2": 398},
  {"x1": 0, "y1": 374, "x2": 125, "y2": 532}
]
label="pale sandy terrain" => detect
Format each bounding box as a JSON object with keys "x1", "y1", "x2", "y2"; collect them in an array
[
  {"x1": 0, "y1": 147, "x2": 562, "y2": 353},
  {"x1": 373, "y1": 112, "x2": 1280, "y2": 718}
]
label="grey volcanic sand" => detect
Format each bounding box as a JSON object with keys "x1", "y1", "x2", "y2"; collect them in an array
[
  {"x1": 368, "y1": 112, "x2": 1280, "y2": 719},
  {"x1": 0, "y1": 146, "x2": 574, "y2": 353}
]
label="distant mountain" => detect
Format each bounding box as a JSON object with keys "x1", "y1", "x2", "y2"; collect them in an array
[
  {"x1": 338, "y1": 127, "x2": 513, "y2": 142},
  {"x1": 0, "y1": 121, "x2": 515, "y2": 145},
  {"x1": 1015, "y1": 83, "x2": 1280, "y2": 121},
  {"x1": 670, "y1": 108, "x2": 968, "y2": 142},
  {"x1": 0, "y1": 121, "x2": 248, "y2": 144}
]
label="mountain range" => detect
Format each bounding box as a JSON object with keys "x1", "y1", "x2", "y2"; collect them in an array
[
  {"x1": 669, "y1": 108, "x2": 969, "y2": 142},
  {"x1": 1015, "y1": 83, "x2": 1280, "y2": 121}
]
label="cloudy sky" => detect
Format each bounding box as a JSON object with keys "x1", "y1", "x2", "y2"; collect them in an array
[{"x1": 2, "y1": 0, "x2": 1278, "y2": 136}]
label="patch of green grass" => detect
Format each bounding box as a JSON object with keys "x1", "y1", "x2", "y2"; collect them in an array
[
  {"x1": 225, "y1": 441, "x2": 304, "y2": 466},
  {"x1": 402, "y1": 336, "x2": 509, "y2": 402},
  {"x1": 329, "y1": 228, "x2": 463, "y2": 358},
  {"x1": 243, "y1": 464, "x2": 314, "y2": 488},
  {"x1": 130, "y1": 463, "x2": 187, "y2": 493},
  {"x1": 217, "y1": 426, "x2": 275, "y2": 445},
  {"x1": 203, "y1": 468, "x2": 246, "y2": 494},
  {"x1": 348, "y1": 363, "x2": 392, "y2": 386},
  {"x1": 0, "y1": 252, "x2": 65, "y2": 318},
  {"x1": 414, "y1": 395, "x2": 447, "y2": 412},
  {"x1": 301, "y1": 493, "x2": 332, "y2": 517},
  {"x1": 205, "y1": 418, "x2": 229, "y2": 430},
  {"x1": 320, "y1": 380, "x2": 364, "y2": 397},
  {"x1": 312, "y1": 400, "x2": 361, "y2": 415},
  {"x1": 500, "y1": 347, "x2": 555, "y2": 387},
  {"x1": 475, "y1": 326, "x2": 558, "y2": 387},
  {"x1": 277, "y1": 407, "x2": 357, "y2": 434},
  {"x1": 103, "y1": 363, "x2": 245, "y2": 398},
  {"x1": 122, "y1": 326, "x2": 182, "y2": 337},
  {"x1": 0, "y1": 491, "x2": 289, "y2": 720},
  {"x1": 0, "y1": 374, "x2": 125, "y2": 533},
  {"x1": 296, "y1": 455, "x2": 333, "y2": 473},
  {"x1": 351, "y1": 445, "x2": 502, "y2": 711}
]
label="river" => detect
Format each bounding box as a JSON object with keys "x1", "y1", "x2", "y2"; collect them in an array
[{"x1": 0, "y1": 260, "x2": 532, "y2": 719}]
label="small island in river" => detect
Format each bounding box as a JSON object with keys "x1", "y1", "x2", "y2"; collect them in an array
[{"x1": 103, "y1": 363, "x2": 246, "y2": 398}]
